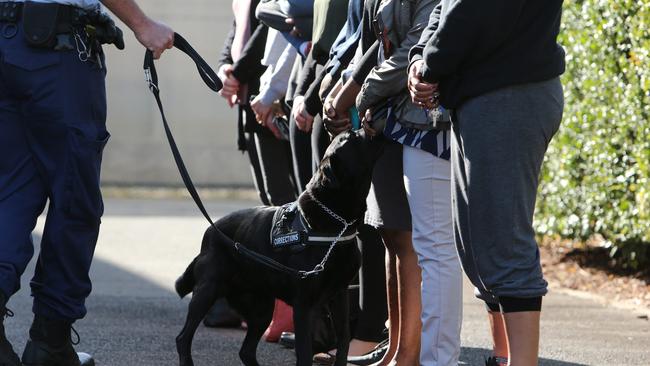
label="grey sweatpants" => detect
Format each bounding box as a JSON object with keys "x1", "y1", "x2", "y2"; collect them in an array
[{"x1": 451, "y1": 78, "x2": 564, "y2": 303}]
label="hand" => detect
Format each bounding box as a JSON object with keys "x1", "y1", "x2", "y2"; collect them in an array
[
  {"x1": 265, "y1": 114, "x2": 284, "y2": 140},
  {"x1": 251, "y1": 96, "x2": 272, "y2": 126},
  {"x1": 323, "y1": 97, "x2": 337, "y2": 120},
  {"x1": 408, "y1": 60, "x2": 439, "y2": 109},
  {"x1": 292, "y1": 96, "x2": 314, "y2": 133},
  {"x1": 361, "y1": 109, "x2": 378, "y2": 138},
  {"x1": 134, "y1": 18, "x2": 174, "y2": 59},
  {"x1": 323, "y1": 107, "x2": 351, "y2": 137},
  {"x1": 218, "y1": 64, "x2": 240, "y2": 107},
  {"x1": 285, "y1": 18, "x2": 304, "y2": 38},
  {"x1": 323, "y1": 96, "x2": 351, "y2": 136}
]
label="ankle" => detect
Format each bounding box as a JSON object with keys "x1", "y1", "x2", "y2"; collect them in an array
[
  {"x1": 30, "y1": 315, "x2": 74, "y2": 348},
  {"x1": 348, "y1": 339, "x2": 379, "y2": 356}
]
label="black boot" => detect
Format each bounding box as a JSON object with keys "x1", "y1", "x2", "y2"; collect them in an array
[
  {"x1": 0, "y1": 292, "x2": 22, "y2": 366},
  {"x1": 21, "y1": 316, "x2": 94, "y2": 366}
]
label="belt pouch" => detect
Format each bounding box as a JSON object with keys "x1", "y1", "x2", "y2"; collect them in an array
[{"x1": 23, "y1": 2, "x2": 60, "y2": 48}]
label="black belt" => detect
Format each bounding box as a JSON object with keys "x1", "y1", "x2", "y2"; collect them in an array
[{"x1": 0, "y1": 2, "x2": 81, "y2": 24}]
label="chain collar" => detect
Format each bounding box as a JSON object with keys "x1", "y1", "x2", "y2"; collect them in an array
[
  {"x1": 298, "y1": 191, "x2": 357, "y2": 278},
  {"x1": 305, "y1": 191, "x2": 356, "y2": 228}
]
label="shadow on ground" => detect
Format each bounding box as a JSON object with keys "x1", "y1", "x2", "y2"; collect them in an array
[
  {"x1": 460, "y1": 347, "x2": 587, "y2": 366},
  {"x1": 5, "y1": 240, "x2": 588, "y2": 366},
  {"x1": 5, "y1": 234, "x2": 295, "y2": 366}
]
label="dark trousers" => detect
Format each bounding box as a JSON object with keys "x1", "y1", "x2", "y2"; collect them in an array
[
  {"x1": 0, "y1": 23, "x2": 108, "y2": 320},
  {"x1": 242, "y1": 106, "x2": 296, "y2": 206}
]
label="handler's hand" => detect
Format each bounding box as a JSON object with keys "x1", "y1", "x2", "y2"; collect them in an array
[
  {"x1": 218, "y1": 64, "x2": 240, "y2": 107},
  {"x1": 408, "y1": 60, "x2": 439, "y2": 109},
  {"x1": 292, "y1": 96, "x2": 314, "y2": 133},
  {"x1": 251, "y1": 96, "x2": 272, "y2": 126},
  {"x1": 361, "y1": 109, "x2": 378, "y2": 138},
  {"x1": 134, "y1": 18, "x2": 174, "y2": 59}
]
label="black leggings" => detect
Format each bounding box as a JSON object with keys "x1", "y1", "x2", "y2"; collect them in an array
[
  {"x1": 485, "y1": 296, "x2": 542, "y2": 313},
  {"x1": 352, "y1": 224, "x2": 388, "y2": 342}
]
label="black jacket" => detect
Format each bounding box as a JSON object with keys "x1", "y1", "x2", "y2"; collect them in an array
[{"x1": 410, "y1": 0, "x2": 566, "y2": 109}]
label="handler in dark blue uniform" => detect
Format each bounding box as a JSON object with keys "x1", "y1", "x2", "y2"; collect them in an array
[{"x1": 0, "y1": 1, "x2": 173, "y2": 365}]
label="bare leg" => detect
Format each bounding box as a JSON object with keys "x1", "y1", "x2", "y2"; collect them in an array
[
  {"x1": 488, "y1": 311, "x2": 509, "y2": 365},
  {"x1": 348, "y1": 339, "x2": 380, "y2": 356},
  {"x1": 371, "y1": 250, "x2": 398, "y2": 366},
  {"x1": 503, "y1": 311, "x2": 540, "y2": 366},
  {"x1": 389, "y1": 229, "x2": 421, "y2": 366},
  {"x1": 373, "y1": 229, "x2": 421, "y2": 366}
]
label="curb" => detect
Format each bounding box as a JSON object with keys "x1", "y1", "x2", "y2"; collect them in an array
[{"x1": 549, "y1": 283, "x2": 650, "y2": 319}]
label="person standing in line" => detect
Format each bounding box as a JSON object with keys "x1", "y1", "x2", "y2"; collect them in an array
[
  {"x1": 0, "y1": 0, "x2": 173, "y2": 365},
  {"x1": 409, "y1": 1, "x2": 566, "y2": 365}
]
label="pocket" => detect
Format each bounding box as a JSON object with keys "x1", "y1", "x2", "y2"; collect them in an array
[
  {"x1": 2, "y1": 48, "x2": 60, "y2": 71},
  {"x1": 64, "y1": 129, "x2": 110, "y2": 225}
]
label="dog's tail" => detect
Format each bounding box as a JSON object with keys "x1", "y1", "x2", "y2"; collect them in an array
[{"x1": 175, "y1": 257, "x2": 197, "y2": 298}]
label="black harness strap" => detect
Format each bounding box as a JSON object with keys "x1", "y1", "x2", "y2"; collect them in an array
[{"x1": 143, "y1": 33, "x2": 317, "y2": 280}]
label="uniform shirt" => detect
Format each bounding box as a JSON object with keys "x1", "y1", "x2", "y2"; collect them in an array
[{"x1": 9, "y1": 0, "x2": 101, "y2": 10}]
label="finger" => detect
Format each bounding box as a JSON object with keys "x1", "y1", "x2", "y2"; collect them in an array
[
  {"x1": 328, "y1": 118, "x2": 351, "y2": 128},
  {"x1": 333, "y1": 123, "x2": 352, "y2": 134},
  {"x1": 221, "y1": 86, "x2": 238, "y2": 96},
  {"x1": 412, "y1": 82, "x2": 435, "y2": 92},
  {"x1": 285, "y1": 18, "x2": 295, "y2": 25},
  {"x1": 153, "y1": 49, "x2": 162, "y2": 60}
]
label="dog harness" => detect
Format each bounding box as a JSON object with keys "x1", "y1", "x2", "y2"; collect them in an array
[{"x1": 271, "y1": 202, "x2": 358, "y2": 252}]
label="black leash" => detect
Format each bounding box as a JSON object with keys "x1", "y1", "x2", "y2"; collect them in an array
[{"x1": 143, "y1": 33, "x2": 319, "y2": 280}]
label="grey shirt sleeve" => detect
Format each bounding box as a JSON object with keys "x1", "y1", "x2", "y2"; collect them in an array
[{"x1": 356, "y1": 0, "x2": 436, "y2": 113}]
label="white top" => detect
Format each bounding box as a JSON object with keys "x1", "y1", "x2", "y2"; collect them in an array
[
  {"x1": 9, "y1": 0, "x2": 101, "y2": 10},
  {"x1": 258, "y1": 29, "x2": 298, "y2": 106}
]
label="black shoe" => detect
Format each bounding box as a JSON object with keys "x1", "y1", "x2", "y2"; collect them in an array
[
  {"x1": 203, "y1": 298, "x2": 242, "y2": 328},
  {"x1": 278, "y1": 332, "x2": 295, "y2": 349},
  {"x1": 486, "y1": 356, "x2": 507, "y2": 366},
  {"x1": 0, "y1": 293, "x2": 22, "y2": 366},
  {"x1": 347, "y1": 339, "x2": 389, "y2": 366},
  {"x1": 21, "y1": 316, "x2": 94, "y2": 366}
]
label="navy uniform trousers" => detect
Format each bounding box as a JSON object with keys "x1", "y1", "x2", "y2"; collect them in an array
[{"x1": 0, "y1": 21, "x2": 108, "y2": 321}]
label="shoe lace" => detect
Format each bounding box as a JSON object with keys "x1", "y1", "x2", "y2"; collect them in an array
[{"x1": 2, "y1": 308, "x2": 13, "y2": 319}]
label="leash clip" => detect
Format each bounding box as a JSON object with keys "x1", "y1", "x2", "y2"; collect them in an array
[{"x1": 144, "y1": 67, "x2": 158, "y2": 92}]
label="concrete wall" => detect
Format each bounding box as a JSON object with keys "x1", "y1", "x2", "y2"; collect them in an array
[{"x1": 101, "y1": 1, "x2": 253, "y2": 187}]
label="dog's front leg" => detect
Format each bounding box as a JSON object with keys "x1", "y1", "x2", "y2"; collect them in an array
[
  {"x1": 330, "y1": 290, "x2": 351, "y2": 366},
  {"x1": 293, "y1": 301, "x2": 315, "y2": 366}
]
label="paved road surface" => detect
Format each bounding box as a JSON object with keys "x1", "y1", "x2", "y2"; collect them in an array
[{"x1": 5, "y1": 198, "x2": 649, "y2": 365}]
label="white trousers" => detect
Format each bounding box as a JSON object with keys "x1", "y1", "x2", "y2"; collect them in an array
[{"x1": 403, "y1": 146, "x2": 463, "y2": 366}]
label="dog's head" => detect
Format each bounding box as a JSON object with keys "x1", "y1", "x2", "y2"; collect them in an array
[{"x1": 302, "y1": 129, "x2": 384, "y2": 225}]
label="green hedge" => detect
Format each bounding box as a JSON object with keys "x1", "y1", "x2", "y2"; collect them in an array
[{"x1": 536, "y1": 0, "x2": 650, "y2": 268}]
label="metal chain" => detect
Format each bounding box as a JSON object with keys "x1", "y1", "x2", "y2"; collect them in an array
[
  {"x1": 300, "y1": 192, "x2": 356, "y2": 278},
  {"x1": 306, "y1": 191, "x2": 355, "y2": 228}
]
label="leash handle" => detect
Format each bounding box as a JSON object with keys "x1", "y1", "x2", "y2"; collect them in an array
[{"x1": 144, "y1": 33, "x2": 222, "y2": 93}]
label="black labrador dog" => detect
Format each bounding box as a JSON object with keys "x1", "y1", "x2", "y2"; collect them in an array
[{"x1": 174, "y1": 130, "x2": 383, "y2": 366}]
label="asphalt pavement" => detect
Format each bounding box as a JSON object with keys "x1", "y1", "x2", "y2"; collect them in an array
[{"x1": 4, "y1": 198, "x2": 649, "y2": 365}]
